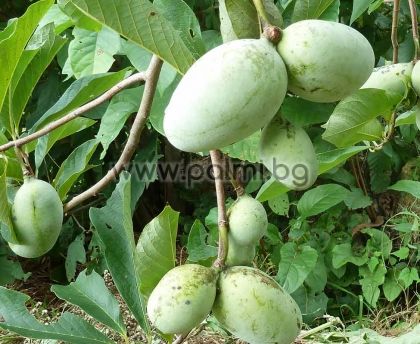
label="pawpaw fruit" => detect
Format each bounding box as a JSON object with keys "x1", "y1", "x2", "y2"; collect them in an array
[
  {"x1": 228, "y1": 194, "x2": 267, "y2": 246},
  {"x1": 147, "y1": 264, "x2": 218, "y2": 334},
  {"x1": 361, "y1": 63, "x2": 413, "y2": 96},
  {"x1": 259, "y1": 116, "x2": 318, "y2": 190},
  {"x1": 164, "y1": 38, "x2": 288, "y2": 152},
  {"x1": 9, "y1": 177, "x2": 63, "y2": 258},
  {"x1": 212, "y1": 266, "x2": 302, "y2": 344},
  {"x1": 225, "y1": 238, "x2": 255, "y2": 267},
  {"x1": 277, "y1": 19, "x2": 374, "y2": 102},
  {"x1": 412, "y1": 61, "x2": 420, "y2": 96}
]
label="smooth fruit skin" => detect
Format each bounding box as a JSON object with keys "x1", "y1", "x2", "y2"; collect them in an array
[
  {"x1": 9, "y1": 178, "x2": 63, "y2": 258},
  {"x1": 212, "y1": 266, "x2": 302, "y2": 344},
  {"x1": 259, "y1": 117, "x2": 318, "y2": 191},
  {"x1": 277, "y1": 20, "x2": 375, "y2": 103},
  {"x1": 361, "y1": 63, "x2": 413, "y2": 96},
  {"x1": 147, "y1": 264, "x2": 218, "y2": 334},
  {"x1": 228, "y1": 194, "x2": 267, "y2": 246},
  {"x1": 164, "y1": 38, "x2": 288, "y2": 152},
  {"x1": 412, "y1": 62, "x2": 420, "y2": 96},
  {"x1": 225, "y1": 239, "x2": 255, "y2": 266}
]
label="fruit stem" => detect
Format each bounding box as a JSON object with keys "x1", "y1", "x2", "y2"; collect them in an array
[
  {"x1": 391, "y1": 0, "x2": 400, "y2": 64},
  {"x1": 14, "y1": 146, "x2": 34, "y2": 177},
  {"x1": 225, "y1": 154, "x2": 245, "y2": 197},
  {"x1": 209, "y1": 149, "x2": 229, "y2": 268},
  {"x1": 407, "y1": 0, "x2": 419, "y2": 61},
  {"x1": 252, "y1": 0, "x2": 270, "y2": 26}
]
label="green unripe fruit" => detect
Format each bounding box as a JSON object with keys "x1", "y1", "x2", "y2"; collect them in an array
[
  {"x1": 228, "y1": 194, "x2": 267, "y2": 246},
  {"x1": 9, "y1": 178, "x2": 63, "y2": 258},
  {"x1": 164, "y1": 38, "x2": 288, "y2": 152},
  {"x1": 212, "y1": 266, "x2": 302, "y2": 344},
  {"x1": 259, "y1": 117, "x2": 318, "y2": 191},
  {"x1": 361, "y1": 63, "x2": 413, "y2": 96},
  {"x1": 147, "y1": 264, "x2": 218, "y2": 334},
  {"x1": 277, "y1": 20, "x2": 374, "y2": 102},
  {"x1": 412, "y1": 62, "x2": 420, "y2": 96},
  {"x1": 225, "y1": 238, "x2": 255, "y2": 267}
]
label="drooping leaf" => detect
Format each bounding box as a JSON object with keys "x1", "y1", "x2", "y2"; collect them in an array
[
  {"x1": 350, "y1": 0, "x2": 373, "y2": 24},
  {"x1": 186, "y1": 219, "x2": 218, "y2": 263},
  {"x1": 0, "y1": 287, "x2": 113, "y2": 343},
  {"x1": 344, "y1": 188, "x2": 372, "y2": 210},
  {"x1": 38, "y1": 4, "x2": 73, "y2": 34},
  {"x1": 292, "y1": 0, "x2": 336, "y2": 22},
  {"x1": 256, "y1": 176, "x2": 289, "y2": 202},
  {"x1": 388, "y1": 180, "x2": 420, "y2": 199},
  {"x1": 65, "y1": 233, "x2": 86, "y2": 282},
  {"x1": 297, "y1": 184, "x2": 350, "y2": 217},
  {"x1": 53, "y1": 139, "x2": 99, "y2": 200},
  {"x1": 89, "y1": 172, "x2": 150, "y2": 332},
  {"x1": 281, "y1": 97, "x2": 334, "y2": 127},
  {"x1": 52, "y1": 270, "x2": 126, "y2": 335},
  {"x1": 332, "y1": 243, "x2": 369, "y2": 269},
  {"x1": 277, "y1": 243, "x2": 318, "y2": 293},
  {"x1": 59, "y1": 0, "x2": 196, "y2": 74},
  {"x1": 222, "y1": 131, "x2": 261, "y2": 163},
  {"x1": 291, "y1": 286, "x2": 328, "y2": 324},
  {"x1": 383, "y1": 269, "x2": 403, "y2": 302},
  {"x1": 359, "y1": 263, "x2": 387, "y2": 307},
  {"x1": 368, "y1": 150, "x2": 392, "y2": 193},
  {"x1": 136, "y1": 205, "x2": 179, "y2": 296},
  {"x1": 317, "y1": 146, "x2": 368, "y2": 174},
  {"x1": 0, "y1": 255, "x2": 30, "y2": 286}
]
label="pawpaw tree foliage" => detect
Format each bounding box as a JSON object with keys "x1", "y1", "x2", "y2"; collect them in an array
[{"x1": 0, "y1": 0, "x2": 419, "y2": 343}]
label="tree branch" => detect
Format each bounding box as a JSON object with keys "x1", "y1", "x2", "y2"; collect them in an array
[
  {"x1": 210, "y1": 150, "x2": 229, "y2": 268},
  {"x1": 63, "y1": 56, "x2": 163, "y2": 213},
  {"x1": 391, "y1": 0, "x2": 400, "y2": 64},
  {"x1": 408, "y1": 0, "x2": 419, "y2": 61},
  {"x1": 0, "y1": 72, "x2": 147, "y2": 153}
]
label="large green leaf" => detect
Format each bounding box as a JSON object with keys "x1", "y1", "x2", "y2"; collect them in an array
[
  {"x1": 297, "y1": 184, "x2": 350, "y2": 217},
  {"x1": 350, "y1": 0, "x2": 373, "y2": 24},
  {"x1": 89, "y1": 173, "x2": 150, "y2": 332},
  {"x1": 136, "y1": 205, "x2": 179, "y2": 296},
  {"x1": 322, "y1": 88, "x2": 400, "y2": 147},
  {"x1": 292, "y1": 0, "x2": 336, "y2": 22},
  {"x1": 222, "y1": 131, "x2": 261, "y2": 163},
  {"x1": 220, "y1": 0, "x2": 259, "y2": 41},
  {"x1": 38, "y1": 4, "x2": 73, "y2": 34},
  {"x1": 276, "y1": 243, "x2": 318, "y2": 293},
  {"x1": 281, "y1": 97, "x2": 334, "y2": 127},
  {"x1": 0, "y1": 287, "x2": 113, "y2": 343},
  {"x1": 59, "y1": 0, "x2": 196, "y2": 74},
  {"x1": 388, "y1": 180, "x2": 420, "y2": 199},
  {"x1": 52, "y1": 270, "x2": 126, "y2": 335},
  {"x1": 30, "y1": 70, "x2": 128, "y2": 132},
  {"x1": 317, "y1": 146, "x2": 368, "y2": 174},
  {"x1": 255, "y1": 176, "x2": 289, "y2": 202},
  {"x1": 0, "y1": 0, "x2": 54, "y2": 130},
  {"x1": 53, "y1": 139, "x2": 99, "y2": 200}
]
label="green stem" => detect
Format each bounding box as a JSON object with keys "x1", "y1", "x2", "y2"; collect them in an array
[
  {"x1": 252, "y1": 0, "x2": 270, "y2": 25},
  {"x1": 408, "y1": 0, "x2": 419, "y2": 61}
]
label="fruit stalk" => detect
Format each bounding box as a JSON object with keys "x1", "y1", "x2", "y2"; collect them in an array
[
  {"x1": 407, "y1": 0, "x2": 419, "y2": 61},
  {"x1": 209, "y1": 149, "x2": 229, "y2": 267},
  {"x1": 252, "y1": 0, "x2": 270, "y2": 25},
  {"x1": 391, "y1": 0, "x2": 400, "y2": 64}
]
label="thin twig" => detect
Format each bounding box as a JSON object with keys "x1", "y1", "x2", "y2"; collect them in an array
[
  {"x1": 391, "y1": 0, "x2": 400, "y2": 64},
  {"x1": 0, "y1": 72, "x2": 147, "y2": 153},
  {"x1": 407, "y1": 0, "x2": 419, "y2": 61},
  {"x1": 63, "y1": 57, "x2": 163, "y2": 213},
  {"x1": 225, "y1": 154, "x2": 245, "y2": 197},
  {"x1": 210, "y1": 150, "x2": 229, "y2": 268}
]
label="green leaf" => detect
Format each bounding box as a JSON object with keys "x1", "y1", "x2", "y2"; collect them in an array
[
  {"x1": 317, "y1": 146, "x2": 368, "y2": 174},
  {"x1": 332, "y1": 243, "x2": 368, "y2": 269},
  {"x1": 0, "y1": 0, "x2": 54, "y2": 127},
  {"x1": 65, "y1": 233, "x2": 86, "y2": 282},
  {"x1": 89, "y1": 172, "x2": 150, "y2": 332},
  {"x1": 350, "y1": 0, "x2": 372, "y2": 24},
  {"x1": 363, "y1": 228, "x2": 392, "y2": 259},
  {"x1": 304, "y1": 255, "x2": 327, "y2": 293},
  {"x1": 0, "y1": 255, "x2": 30, "y2": 286},
  {"x1": 318, "y1": 0, "x2": 339, "y2": 21},
  {"x1": 222, "y1": 131, "x2": 261, "y2": 163},
  {"x1": 53, "y1": 139, "x2": 99, "y2": 201},
  {"x1": 292, "y1": 0, "x2": 335, "y2": 22},
  {"x1": 0, "y1": 287, "x2": 113, "y2": 343},
  {"x1": 0, "y1": 158, "x2": 16, "y2": 243},
  {"x1": 398, "y1": 267, "x2": 419, "y2": 289},
  {"x1": 388, "y1": 180, "x2": 420, "y2": 199},
  {"x1": 297, "y1": 184, "x2": 350, "y2": 217},
  {"x1": 368, "y1": 150, "x2": 392, "y2": 193},
  {"x1": 392, "y1": 247, "x2": 410, "y2": 260},
  {"x1": 31, "y1": 70, "x2": 128, "y2": 132},
  {"x1": 136, "y1": 205, "x2": 179, "y2": 297},
  {"x1": 255, "y1": 177, "x2": 289, "y2": 202},
  {"x1": 268, "y1": 193, "x2": 289, "y2": 216},
  {"x1": 0, "y1": 133, "x2": 23, "y2": 181},
  {"x1": 68, "y1": 27, "x2": 121, "y2": 79},
  {"x1": 395, "y1": 104, "x2": 420, "y2": 127},
  {"x1": 291, "y1": 286, "x2": 328, "y2": 324},
  {"x1": 33, "y1": 117, "x2": 96, "y2": 170},
  {"x1": 52, "y1": 270, "x2": 126, "y2": 335},
  {"x1": 344, "y1": 188, "x2": 372, "y2": 210},
  {"x1": 276, "y1": 243, "x2": 318, "y2": 293},
  {"x1": 60, "y1": 0, "x2": 196, "y2": 74},
  {"x1": 38, "y1": 4, "x2": 73, "y2": 34},
  {"x1": 322, "y1": 89, "x2": 399, "y2": 147},
  {"x1": 359, "y1": 263, "x2": 387, "y2": 307},
  {"x1": 281, "y1": 97, "x2": 334, "y2": 127},
  {"x1": 383, "y1": 269, "x2": 403, "y2": 302},
  {"x1": 186, "y1": 219, "x2": 218, "y2": 263}
]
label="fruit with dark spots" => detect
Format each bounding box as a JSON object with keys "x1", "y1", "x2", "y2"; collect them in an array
[
  {"x1": 164, "y1": 38, "x2": 288, "y2": 152},
  {"x1": 259, "y1": 116, "x2": 318, "y2": 190},
  {"x1": 212, "y1": 266, "x2": 302, "y2": 344},
  {"x1": 277, "y1": 19, "x2": 374, "y2": 102},
  {"x1": 147, "y1": 264, "x2": 218, "y2": 334},
  {"x1": 9, "y1": 177, "x2": 63, "y2": 258},
  {"x1": 228, "y1": 194, "x2": 267, "y2": 246}
]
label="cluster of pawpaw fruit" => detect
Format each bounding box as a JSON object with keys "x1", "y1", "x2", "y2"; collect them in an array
[
  {"x1": 8, "y1": 177, "x2": 63, "y2": 258},
  {"x1": 164, "y1": 19, "x2": 379, "y2": 190},
  {"x1": 147, "y1": 195, "x2": 302, "y2": 344}
]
